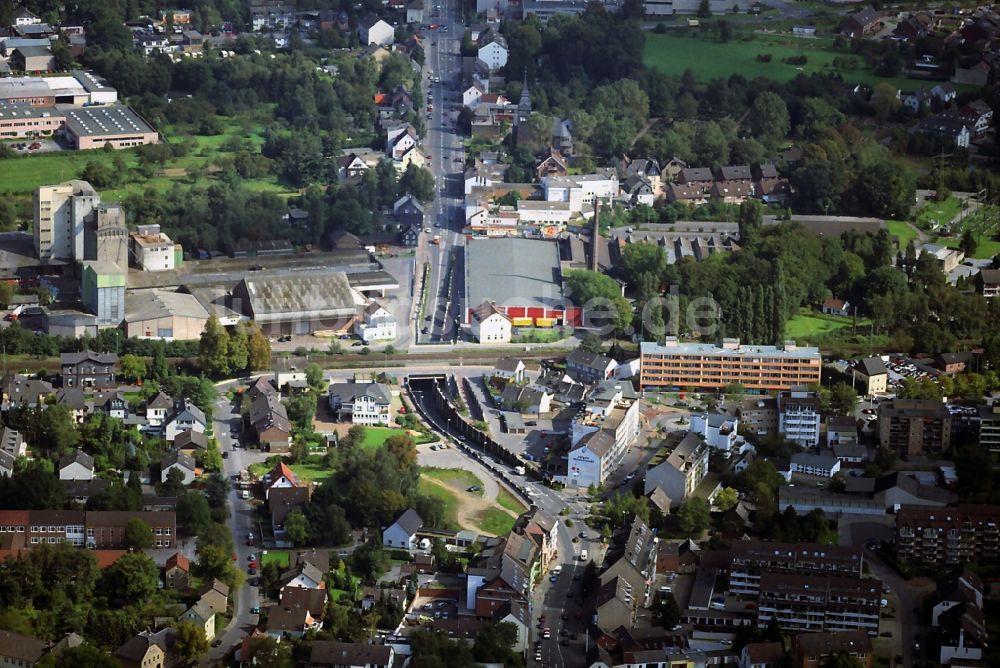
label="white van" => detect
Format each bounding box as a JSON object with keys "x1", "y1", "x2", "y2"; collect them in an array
[
  {"x1": 579, "y1": 549, "x2": 588, "y2": 562},
  {"x1": 241, "y1": 490, "x2": 250, "y2": 500}
]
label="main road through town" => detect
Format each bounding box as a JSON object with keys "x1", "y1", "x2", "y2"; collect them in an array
[{"x1": 416, "y1": 0, "x2": 467, "y2": 344}]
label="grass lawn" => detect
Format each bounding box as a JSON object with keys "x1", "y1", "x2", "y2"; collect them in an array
[
  {"x1": 785, "y1": 309, "x2": 870, "y2": 339},
  {"x1": 914, "y1": 196, "x2": 963, "y2": 231},
  {"x1": 421, "y1": 467, "x2": 484, "y2": 495},
  {"x1": 260, "y1": 550, "x2": 290, "y2": 568},
  {"x1": 938, "y1": 235, "x2": 1000, "y2": 260},
  {"x1": 497, "y1": 487, "x2": 527, "y2": 515},
  {"x1": 644, "y1": 33, "x2": 920, "y2": 89},
  {"x1": 361, "y1": 426, "x2": 435, "y2": 450},
  {"x1": 511, "y1": 327, "x2": 573, "y2": 344},
  {"x1": 887, "y1": 220, "x2": 920, "y2": 250},
  {"x1": 289, "y1": 462, "x2": 335, "y2": 484},
  {"x1": 475, "y1": 508, "x2": 516, "y2": 536},
  {"x1": 417, "y1": 476, "x2": 461, "y2": 531}
]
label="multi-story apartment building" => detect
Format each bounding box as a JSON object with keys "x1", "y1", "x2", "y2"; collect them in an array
[
  {"x1": 723, "y1": 541, "x2": 864, "y2": 596},
  {"x1": 757, "y1": 573, "x2": 881, "y2": 635},
  {"x1": 567, "y1": 380, "x2": 640, "y2": 488},
  {"x1": 739, "y1": 397, "x2": 778, "y2": 437},
  {"x1": 894, "y1": 504, "x2": 1000, "y2": 566},
  {"x1": 643, "y1": 432, "x2": 709, "y2": 506},
  {"x1": 639, "y1": 337, "x2": 822, "y2": 392},
  {"x1": 878, "y1": 399, "x2": 952, "y2": 459},
  {"x1": 977, "y1": 404, "x2": 1000, "y2": 456},
  {"x1": 778, "y1": 389, "x2": 821, "y2": 447}
]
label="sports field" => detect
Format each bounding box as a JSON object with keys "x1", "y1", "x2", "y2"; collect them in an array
[{"x1": 644, "y1": 33, "x2": 917, "y2": 89}]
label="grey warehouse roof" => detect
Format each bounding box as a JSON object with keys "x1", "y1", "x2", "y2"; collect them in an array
[
  {"x1": 239, "y1": 272, "x2": 361, "y2": 322},
  {"x1": 465, "y1": 237, "x2": 563, "y2": 312},
  {"x1": 63, "y1": 105, "x2": 155, "y2": 137},
  {"x1": 125, "y1": 289, "x2": 209, "y2": 323}
]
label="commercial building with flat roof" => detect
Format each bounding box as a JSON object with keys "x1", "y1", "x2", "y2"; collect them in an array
[
  {"x1": 0, "y1": 102, "x2": 62, "y2": 138},
  {"x1": 62, "y1": 105, "x2": 158, "y2": 150},
  {"x1": 0, "y1": 70, "x2": 117, "y2": 106},
  {"x1": 639, "y1": 337, "x2": 821, "y2": 392},
  {"x1": 463, "y1": 237, "x2": 580, "y2": 327}
]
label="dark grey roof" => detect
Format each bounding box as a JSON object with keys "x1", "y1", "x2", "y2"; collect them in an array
[
  {"x1": 465, "y1": 238, "x2": 563, "y2": 313},
  {"x1": 327, "y1": 381, "x2": 391, "y2": 405},
  {"x1": 63, "y1": 106, "x2": 155, "y2": 138},
  {"x1": 61, "y1": 350, "x2": 118, "y2": 365},
  {"x1": 59, "y1": 449, "x2": 93, "y2": 471},
  {"x1": 162, "y1": 450, "x2": 196, "y2": 471},
  {"x1": 855, "y1": 356, "x2": 887, "y2": 377},
  {"x1": 391, "y1": 508, "x2": 423, "y2": 535}
]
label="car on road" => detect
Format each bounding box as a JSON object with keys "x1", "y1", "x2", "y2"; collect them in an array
[
  {"x1": 549, "y1": 574, "x2": 558, "y2": 582},
  {"x1": 278, "y1": 334, "x2": 292, "y2": 342},
  {"x1": 247, "y1": 566, "x2": 257, "y2": 575},
  {"x1": 251, "y1": 606, "x2": 260, "y2": 614},
  {"x1": 542, "y1": 628, "x2": 551, "y2": 639},
  {"x1": 534, "y1": 652, "x2": 542, "y2": 662},
  {"x1": 467, "y1": 485, "x2": 481, "y2": 493},
  {"x1": 212, "y1": 638, "x2": 222, "y2": 647},
  {"x1": 525, "y1": 420, "x2": 537, "y2": 426}
]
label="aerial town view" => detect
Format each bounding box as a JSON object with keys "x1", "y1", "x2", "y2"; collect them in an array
[{"x1": 0, "y1": 0, "x2": 999, "y2": 666}]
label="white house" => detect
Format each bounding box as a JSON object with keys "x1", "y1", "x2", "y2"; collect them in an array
[
  {"x1": 327, "y1": 381, "x2": 392, "y2": 426},
  {"x1": 144, "y1": 392, "x2": 173, "y2": 428},
  {"x1": 789, "y1": 451, "x2": 841, "y2": 478},
  {"x1": 568, "y1": 431, "x2": 615, "y2": 488},
  {"x1": 493, "y1": 357, "x2": 526, "y2": 384},
  {"x1": 58, "y1": 450, "x2": 94, "y2": 481},
  {"x1": 263, "y1": 461, "x2": 306, "y2": 500},
  {"x1": 462, "y1": 81, "x2": 485, "y2": 108},
  {"x1": 354, "y1": 302, "x2": 397, "y2": 344},
  {"x1": 164, "y1": 399, "x2": 207, "y2": 442},
  {"x1": 477, "y1": 34, "x2": 508, "y2": 71},
  {"x1": 689, "y1": 413, "x2": 740, "y2": 456},
  {"x1": 161, "y1": 450, "x2": 196, "y2": 485},
  {"x1": 358, "y1": 16, "x2": 394, "y2": 46},
  {"x1": 382, "y1": 508, "x2": 423, "y2": 549},
  {"x1": 470, "y1": 301, "x2": 511, "y2": 343},
  {"x1": 281, "y1": 561, "x2": 325, "y2": 593}
]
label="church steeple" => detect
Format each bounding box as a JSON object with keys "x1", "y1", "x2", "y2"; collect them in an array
[{"x1": 516, "y1": 70, "x2": 531, "y2": 126}]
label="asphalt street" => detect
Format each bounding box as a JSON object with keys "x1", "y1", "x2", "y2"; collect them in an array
[{"x1": 417, "y1": 0, "x2": 467, "y2": 345}]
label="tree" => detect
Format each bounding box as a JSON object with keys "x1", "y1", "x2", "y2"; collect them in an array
[
  {"x1": 677, "y1": 497, "x2": 710, "y2": 536},
  {"x1": 284, "y1": 510, "x2": 311, "y2": 546},
  {"x1": 150, "y1": 341, "x2": 168, "y2": 381},
  {"x1": 246, "y1": 322, "x2": 271, "y2": 370},
  {"x1": 827, "y1": 653, "x2": 865, "y2": 668},
  {"x1": 697, "y1": 0, "x2": 711, "y2": 18},
  {"x1": 177, "y1": 491, "x2": 213, "y2": 535},
  {"x1": 473, "y1": 622, "x2": 519, "y2": 663},
  {"x1": 714, "y1": 487, "x2": 738, "y2": 511},
  {"x1": 101, "y1": 552, "x2": 159, "y2": 603},
  {"x1": 119, "y1": 354, "x2": 147, "y2": 383},
  {"x1": 173, "y1": 621, "x2": 209, "y2": 663},
  {"x1": 228, "y1": 323, "x2": 249, "y2": 373},
  {"x1": 199, "y1": 315, "x2": 231, "y2": 377},
  {"x1": 305, "y1": 363, "x2": 325, "y2": 391},
  {"x1": 45, "y1": 644, "x2": 119, "y2": 667},
  {"x1": 399, "y1": 164, "x2": 435, "y2": 203},
  {"x1": 124, "y1": 517, "x2": 153, "y2": 549},
  {"x1": 738, "y1": 199, "x2": 763, "y2": 246},
  {"x1": 830, "y1": 382, "x2": 858, "y2": 415},
  {"x1": 0, "y1": 282, "x2": 14, "y2": 308},
  {"x1": 651, "y1": 591, "x2": 681, "y2": 629},
  {"x1": 749, "y1": 92, "x2": 790, "y2": 148},
  {"x1": 960, "y1": 229, "x2": 978, "y2": 257},
  {"x1": 579, "y1": 333, "x2": 604, "y2": 354},
  {"x1": 872, "y1": 83, "x2": 901, "y2": 122}
]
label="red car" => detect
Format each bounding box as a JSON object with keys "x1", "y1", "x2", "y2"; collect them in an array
[{"x1": 232, "y1": 552, "x2": 238, "y2": 561}]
